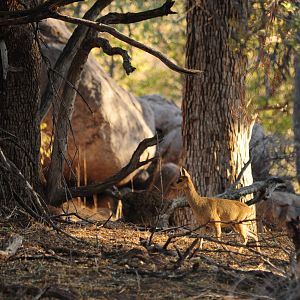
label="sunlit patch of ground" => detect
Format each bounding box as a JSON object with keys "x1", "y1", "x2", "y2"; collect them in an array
[{"x1": 0, "y1": 220, "x2": 298, "y2": 299}]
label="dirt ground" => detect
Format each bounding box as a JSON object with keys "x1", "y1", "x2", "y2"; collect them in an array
[{"x1": 0, "y1": 219, "x2": 299, "y2": 300}]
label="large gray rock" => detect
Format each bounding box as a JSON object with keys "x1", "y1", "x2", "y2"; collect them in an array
[
  {"x1": 139, "y1": 94, "x2": 182, "y2": 164},
  {"x1": 40, "y1": 19, "x2": 156, "y2": 183},
  {"x1": 257, "y1": 191, "x2": 300, "y2": 230},
  {"x1": 139, "y1": 95, "x2": 278, "y2": 181},
  {"x1": 250, "y1": 124, "x2": 272, "y2": 181}
]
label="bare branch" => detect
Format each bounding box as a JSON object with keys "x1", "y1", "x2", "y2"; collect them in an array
[
  {"x1": 0, "y1": 0, "x2": 81, "y2": 24},
  {"x1": 51, "y1": 134, "x2": 163, "y2": 206},
  {"x1": 98, "y1": 0, "x2": 176, "y2": 24},
  {"x1": 256, "y1": 101, "x2": 289, "y2": 112},
  {"x1": 224, "y1": 158, "x2": 253, "y2": 194},
  {"x1": 46, "y1": 41, "x2": 91, "y2": 204},
  {"x1": 50, "y1": 12, "x2": 201, "y2": 75},
  {"x1": 86, "y1": 37, "x2": 136, "y2": 75},
  {"x1": 39, "y1": 0, "x2": 199, "y2": 119}
]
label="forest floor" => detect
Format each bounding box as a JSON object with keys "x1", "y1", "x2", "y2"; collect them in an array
[{"x1": 0, "y1": 219, "x2": 299, "y2": 299}]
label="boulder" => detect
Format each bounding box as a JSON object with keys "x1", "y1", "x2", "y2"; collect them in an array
[
  {"x1": 139, "y1": 96, "x2": 280, "y2": 181},
  {"x1": 40, "y1": 19, "x2": 156, "y2": 184},
  {"x1": 257, "y1": 191, "x2": 300, "y2": 230},
  {"x1": 250, "y1": 124, "x2": 272, "y2": 181},
  {"x1": 139, "y1": 94, "x2": 182, "y2": 165}
]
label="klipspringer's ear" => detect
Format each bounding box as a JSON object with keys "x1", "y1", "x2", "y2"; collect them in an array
[{"x1": 181, "y1": 167, "x2": 187, "y2": 176}]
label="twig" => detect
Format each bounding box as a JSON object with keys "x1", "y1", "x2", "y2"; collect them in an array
[
  {"x1": 162, "y1": 237, "x2": 173, "y2": 250},
  {"x1": 99, "y1": 213, "x2": 114, "y2": 228},
  {"x1": 86, "y1": 37, "x2": 136, "y2": 75},
  {"x1": 174, "y1": 238, "x2": 199, "y2": 269},
  {"x1": 225, "y1": 158, "x2": 253, "y2": 192}
]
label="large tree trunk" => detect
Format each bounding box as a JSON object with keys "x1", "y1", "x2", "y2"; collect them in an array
[
  {"x1": 178, "y1": 1, "x2": 254, "y2": 226},
  {"x1": 0, "y1": 1, "x2": 41, "y2": 210},
  {"x1": 294, "y1": 50, "x2": 300, "y2": 185},
  {"x1": 183, "y1": 0, "x2": 253, "y2": 196}
]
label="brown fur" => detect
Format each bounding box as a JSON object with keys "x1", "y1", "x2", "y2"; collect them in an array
[{"x1": 174, "y1": 168, "x2": 259, "y2": 251}]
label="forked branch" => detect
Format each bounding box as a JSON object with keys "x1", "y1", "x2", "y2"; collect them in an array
[{"x1": 50, "y1": 12, "x2": 201, "y2": 75}]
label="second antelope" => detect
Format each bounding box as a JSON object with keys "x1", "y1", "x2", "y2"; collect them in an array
[{"x1": 175, "y1": 168, "x2": 260, "y2": 251}]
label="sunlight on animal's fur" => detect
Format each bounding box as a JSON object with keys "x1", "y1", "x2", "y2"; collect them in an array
[{"x1": 174, "y1": 168, "x2": 260, "y2": 251}]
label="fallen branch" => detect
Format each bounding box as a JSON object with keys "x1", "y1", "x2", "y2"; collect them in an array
[
  {"x1": 52, "y1": 134, "x2": 163, "y2": 206},
  {"x1": 217, "y1": 176, "x2": 286, "y2": 201},
  {"x1": 173, "y1": 238, "x2": 199, "y2": 269}
]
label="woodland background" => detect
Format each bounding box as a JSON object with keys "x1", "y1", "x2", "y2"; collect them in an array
[{"x1": 1, "y1": 1, "x2": 300, "y2": 299}]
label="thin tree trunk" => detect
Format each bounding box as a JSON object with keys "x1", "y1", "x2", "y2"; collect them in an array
[
  {"x1": 46, "y1": 44, "x2": 90, "y2": 204},
  {"x1": 45, "y1": 2, "x2": 112, "y2": 204},
  {"x1": 40, "y1": 0, "x2": 113, "y2": 119},
  {"x1": 0, "y1": 0, "x2": 41, "y2": 209}
]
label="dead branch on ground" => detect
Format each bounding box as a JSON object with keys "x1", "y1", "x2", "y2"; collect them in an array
[{"x1": 52, "y1": 134, "x2": 163, "y2": 206}]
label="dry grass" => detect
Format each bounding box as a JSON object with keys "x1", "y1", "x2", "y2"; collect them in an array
[{"x1": 0, "y1": 219, "x2": 298, "y2": 299}]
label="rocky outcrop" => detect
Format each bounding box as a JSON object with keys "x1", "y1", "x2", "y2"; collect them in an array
[
  {"x1": 257, "y1": 191, "x2": 300, "y2": 230},
  {"x1": 139, "y1": 94, "x2": 182, "y2": 165},
  {"x1": 40, "y1": 19, "x2": 156, "y2": 184},
  {"x1": 250, "y1": 124, "x2": 272, "y2": 181}
]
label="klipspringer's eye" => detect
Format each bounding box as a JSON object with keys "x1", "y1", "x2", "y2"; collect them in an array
[{"x1": 177, "y1": 178, "x2": 183, "y2": 183}]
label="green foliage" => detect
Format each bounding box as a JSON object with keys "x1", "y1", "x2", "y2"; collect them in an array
[
  {"x1": 63, "y1": 1, "x2": 299, "y2": 133},
  {"x1": 245, "y1": 1, "x2": 300, "y2": 136},
  {"x1": 97, "y1": 1, "x2": 186, "y2": 104}
]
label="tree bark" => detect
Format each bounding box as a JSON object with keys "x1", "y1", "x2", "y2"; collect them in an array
[
  {"x1": 294, "y1": 49, "x2": 300, "y2": 185},
  {"x1": 183, "y1": 0, "x2": 253, "y2": 197},
  {"x1": 0, "y1": 0, "x2": 41, "y2": 210},
  {"x1": 46, "y1": 44, "x2": 90, "y2": 204}
]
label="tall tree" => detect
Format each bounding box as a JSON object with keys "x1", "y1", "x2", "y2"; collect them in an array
[
  {"x1": 294, "y1": 32, "x2": 300, "y2": 185},
  {"x1": 0, "y1": 0, "x2": 41, "y2": 209},
  {"x1": 0, "y1": 0, "x2": 198, "y2": 219},
  {"x1": 182, "y1": 0, "x2": 253, "y2": 197}
]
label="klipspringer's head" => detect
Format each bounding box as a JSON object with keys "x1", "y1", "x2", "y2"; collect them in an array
[{"x1": 174, "y1": 167, "x2": 191, "y2": 189}]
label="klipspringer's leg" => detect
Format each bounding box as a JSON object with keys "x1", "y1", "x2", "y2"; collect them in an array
[
  {"x1": 214, "y1": 222, "x2": 228, "y2": 250},
  {"x1": 246, "y1": 228, "x2": 260, "y2": 252},
  {"x1": 235, "y1": 224, "x2": 248, "y2": 253},
  {"x1": 214, "y1": 222, "x2": 222, "y2": 241},
  {"x1": 198, "y1": 226, "x2": 206, "y2": 249},
  {"x1": 199, "y1": 238, "x2": 204, "y2": 249}
]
